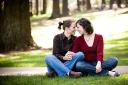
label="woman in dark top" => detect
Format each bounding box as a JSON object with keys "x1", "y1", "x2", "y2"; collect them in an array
[
  {"x1": 45, "y1": 19, "x2": 84, "y2": 77},
  {"x1": 71, "y1": 18, "x2": 119, "y2": 76}
]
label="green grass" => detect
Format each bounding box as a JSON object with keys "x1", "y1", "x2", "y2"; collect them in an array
[
  {"x1": 0, "y1": 74, "x2": 128, "y2": 85},
  {"x1": 104, "y1": 31, "x2": 128, "y2": 65},
  {"x1": 0, "y1": 51, "x2": 46, "y2": 67},
  {"x1": 30, "y1": 14, "x2": 51, "y2": 22}
]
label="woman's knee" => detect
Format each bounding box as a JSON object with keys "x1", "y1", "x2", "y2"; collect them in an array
[
  {"x1": 45, "y1": 55, "x2": 56, "y2": 63},
  {"x1": 109, "y1": 57, "x2": 118, "y2": 66},
  {"x1": 76, "y1": 61, "x2": 84, "y2": 68},
  {"x1": 74, "y1": 52, "x2": 84, "y2": 59}
]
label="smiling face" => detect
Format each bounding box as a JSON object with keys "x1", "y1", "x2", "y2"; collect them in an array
[
  {"x1": 65, "y1": 22, "x2": 76, "y2": 35},
  {"x1": 76, "y1": 23, "x2": 85, "y2": 35}
]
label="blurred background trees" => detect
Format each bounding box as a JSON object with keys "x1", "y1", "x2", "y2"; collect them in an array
[{"x1": 0, "y1": 0, "x2": 128, "y2": 52}]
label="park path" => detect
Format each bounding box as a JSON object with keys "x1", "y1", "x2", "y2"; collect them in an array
[{"x1": 0, "y1": 66, "x2": 128, "y2": 76}]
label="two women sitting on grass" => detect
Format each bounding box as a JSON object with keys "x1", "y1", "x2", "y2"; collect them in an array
[{"x1": 45, "y1": 18, "x2": 120, "y2": 78}]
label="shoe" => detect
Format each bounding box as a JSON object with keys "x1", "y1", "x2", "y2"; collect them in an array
[
  {"x1": 46, "y1": 71, "x2": 56, "y2": 78},
  {"x1": 69, "y1": 71, "x2": 82, "y2": 78},
  {"x1": 113, "y1": 71, "x2": 120, "y2": 77},
  {"x1": 109, "y1": 71, "x2": 120, "y2": 77}
]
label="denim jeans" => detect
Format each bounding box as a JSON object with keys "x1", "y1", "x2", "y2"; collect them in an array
[
  {"x1": 75, "y1": 57, "x2": 118, "y2": 76},
  {"x1": 45, "y1": 52, "x2": 84, "y2": 76}
]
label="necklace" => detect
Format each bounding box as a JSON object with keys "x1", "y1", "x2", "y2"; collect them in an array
[
  {"x1": 84, "y1": 33, "x2": 95, "y2": 47},
  {"x1": 84, "y1": 34, "x2": 92, "y2": 42}
]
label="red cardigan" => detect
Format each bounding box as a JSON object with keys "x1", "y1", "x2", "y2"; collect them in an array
[{"x1": 71, "y1": 34, "x2": 104, "y2": 62}]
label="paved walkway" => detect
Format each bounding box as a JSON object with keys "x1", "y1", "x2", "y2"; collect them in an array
[{"x1": 0, "y1": 66, "x2": 128, "y2": 76}]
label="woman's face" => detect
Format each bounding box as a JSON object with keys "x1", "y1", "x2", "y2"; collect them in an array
[
  {"x1": 76, "y1": 23, "x2": 85, "y2": 35},
  {"x1": 66, "y1": 22, "x2": 76, "y2": 35}
]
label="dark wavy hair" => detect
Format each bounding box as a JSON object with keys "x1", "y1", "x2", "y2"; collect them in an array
[
  {"x1": 58, "y1": 20, "x2": 73, "y2": 30},
  {"x1": 76, "y1": 18, "x2": 93, "y2": 35}
]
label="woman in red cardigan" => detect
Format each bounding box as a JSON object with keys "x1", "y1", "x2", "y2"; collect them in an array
[{"x1": 71, "y1": 18, "x2": 119, "y2": 76}]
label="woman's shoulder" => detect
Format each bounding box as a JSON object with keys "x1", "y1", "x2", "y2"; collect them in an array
[
  {"x1": 95, "y1": 33, "x2": 103, "y2": 40},
  {"x1": 95, "y1": 34, "x2": 103, "y2": 38},
  {"x1": 54, "y1": 33, "x2": 63, "y2": 38}
]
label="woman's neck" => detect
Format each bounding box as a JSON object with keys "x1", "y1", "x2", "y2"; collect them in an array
[
  {"x1": 84, "y1": 32, "x2": 94, "y2": 36},
  {"x1": 64, "y1": 31, "x2": 71, "y2": 39}
]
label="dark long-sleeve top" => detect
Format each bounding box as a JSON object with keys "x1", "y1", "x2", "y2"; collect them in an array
[
  {"x1": 53, "y1": 33, "x2": 76, "y2": 62},
  {"x1": 71, "y1": 34, "x2": 104, "y2": 62}
]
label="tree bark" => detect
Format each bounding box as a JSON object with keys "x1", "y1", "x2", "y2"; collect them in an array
[
  {"x1": 116, "y1": 0, "x2": 121, "y2": 8},
  {"x1": 41, "y1": 0, "x2": 47, "y2": 14},
  {"x1": 0, "y1": 0, "x2": 35, "y2": 52},
  {"x1": 77, "y1": 0, "x2": 81, "y2": 11},
  {"x1": 62, "y1": 0, "x2": 69, "y2": 16},
  {"x1": 109, "y1": 0, "x2": 115, "y2": 9},
  {"x1": 86, "y1": 0, "x2": 91, "y2": 10},
  {"x1": 0, "y1": 0, "x2": 4, "y2": 52},
  {"x1": 35, "y1": 0, "x2": 39, "y2": 15},
  {"x1": 50, "y1": 0, "x2": 61, "y2": 19}
]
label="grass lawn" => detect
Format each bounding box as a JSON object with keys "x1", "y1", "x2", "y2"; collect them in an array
[
  {"x1": 0, "y1": 51, "x2": 46, "y2": 67},
  {"x1": 104, "y1": 31, "x2": 128, "y2": 65},
  {"x1": 0, "y1": 74, "x2": 128, "y2": 85}
]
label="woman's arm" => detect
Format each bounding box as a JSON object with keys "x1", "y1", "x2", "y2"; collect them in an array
[
  {"x1": 97, "y1": 35, "x2": 104, "y2": 62},
  {"x1": 96, "y1": 35, "x2": 104, "y2": 73},
  {"x1": 53, "y1": 35, "x2": 64, "y2": 60}
]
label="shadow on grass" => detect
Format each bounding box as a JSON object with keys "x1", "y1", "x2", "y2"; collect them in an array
[
  {"x1": 104, "y1": 31, "x2": 128, "y2": 65},
  {"x1": 0, "y1": 53, "x2": 46, "y2": 67}
]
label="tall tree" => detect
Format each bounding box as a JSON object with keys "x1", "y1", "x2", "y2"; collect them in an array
[
  {"x1": 0, "y1": 0, "x2": 4, "y2": 51},
  {"x1": 125, "y1": 0, "x2": 128, "y2": 7},
  {"x1": 50, "y1": 0, "x2": 61, "y2": 19},
  {"x1": 35, "y1": 0, "x2": 39, "y2": 15},
  {"x1": 41, "y1": 0, "x2": 47, "y2": 14},
  {"x1": 86, "y1": 0, "x2": 91, "y2": 10},
  {"x1": 0, "y1": 0, "x2": 35, "y2": 52},
  {"x1": 77, "y1": 0, "x2": 81, "y2": 11},
  {"x1": 116, "y1": 0, "x2": 121, "y2": 8},
  {"x1": 109, "y1": 0, "x2": 121, "y2": 9},
  {"x1": 62, "y1": 0, "x2": 69, "y2": 16}
]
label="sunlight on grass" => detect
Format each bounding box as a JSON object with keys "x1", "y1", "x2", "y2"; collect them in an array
[
  {"x1": 104, "y1": 31, "x2": 128, "y2": 65},
  {"x1": 0, "y1": 51, "x2": 46, "y2": 67},
  {"x1": 30, "y1": 14, "x2": 51, "y2": 22}
]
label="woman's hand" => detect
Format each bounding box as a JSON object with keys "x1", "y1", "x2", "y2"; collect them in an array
[
  {"x1": 96, "y1": 61, "x2": 102, "y2": 73},
  {"x1": 63, "y1": 51, "x2": 74, "y2": 60}
]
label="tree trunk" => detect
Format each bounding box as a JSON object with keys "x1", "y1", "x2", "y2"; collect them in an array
[
  {"x1": 0, "y1": 0, "x2": 35, "y2": 52},
  {"x1": 41, "y1": 0, "x2": 47, "y2": 14},
  {"x1": 50, "y1": 0, "x2": 61, "y2": 19},
  {"x1": 77, "y1": 0, "x2": 81, "y2": 11},
  {"x1": 62, "y1": 0, "x2": 69, "y2": 16},
  {"x1": 86, "y1": 0, "x2": 91, "y2": 10},
  {"x1": 102, "y1": 0, "x2": 106, "y2": 4},
  {"x1": 0, "y1": 0, "x2": 4, "y2": 52},
  {"x1": 116, "y1": 0, "x2": 121, "y2": 8},
  {"x1": 109, "y1": 0, "x2": 115, "y2": 9},
  {"x1": 125, "y1": 0, "x2": 128, "y2": 7},
  {"x1": 35, "y1": 0, "x2": 39, "y2": 15}
]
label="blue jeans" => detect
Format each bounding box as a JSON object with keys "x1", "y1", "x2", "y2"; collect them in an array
[
  {"x1": 45, "y1": 52, "x2": 84, "y2": 76},
  {"x1": 75, "y1": 57, "x2": 118, "y2": 76}
]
